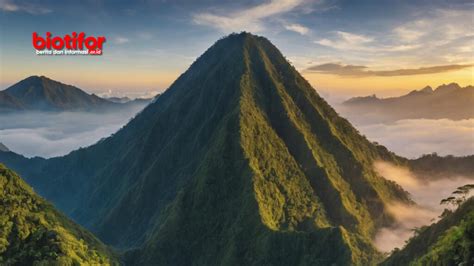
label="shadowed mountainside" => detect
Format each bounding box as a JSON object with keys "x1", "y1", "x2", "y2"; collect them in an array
[{"x1": 0, "y1": 76, "x2": 153, "y2": 112}]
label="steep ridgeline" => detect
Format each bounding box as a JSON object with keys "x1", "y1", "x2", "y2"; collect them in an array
[
  {"x1": 0, "y1": 33, "x2": 409, "y2": 265},
  {"x1": 0, "y1": 164, "x2": 118, "y2": 265},
  {"x1": 383, "y1": 198, "x2": 474, "y2": 265},
  {"x1": 0, "y1": 75, "x2": 115, "y2": 111}
]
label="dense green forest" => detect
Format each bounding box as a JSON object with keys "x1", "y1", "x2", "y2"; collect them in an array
[
  {"x1": 383, "y1": 197, "x2": 473, "y2": 265},
  {"x1": 408, "y1": 153, "x2": 474, "y2": 179},
  {"x1": 0, "y1": 164, "x2": 118, "y2": 265}
]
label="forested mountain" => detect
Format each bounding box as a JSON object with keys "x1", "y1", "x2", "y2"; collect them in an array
[
  {"x1": 383, "y1": 197, "x2": 474, "y2": 265},
  {"x1": 0, "y1": 76, "x2": 153, "y2": 112},
  {"x1": 409, "y1": 153, "x2": 474, "y2": 180},
  {"x1": 0, "y1": 32, "x2": 460, "y2": 265},
  {"x1": 0, "y1": 76, "x2": 114, "y2": 111},
  {"x1": 0, "y1": 164, "x2": 118, "y2": 265}
]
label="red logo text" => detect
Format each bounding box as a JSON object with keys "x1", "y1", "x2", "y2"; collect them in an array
[{"x1": 32, "y1": 32, "x2": 106, "y2": 55}]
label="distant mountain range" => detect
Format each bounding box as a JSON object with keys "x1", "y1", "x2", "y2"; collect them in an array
[
  {"x1": 339, "y1": 83, "x2": 474, "y2": 124},
  {"x1": 0, "y1": 76, "x2": 153, "y2": 112},
  {"x1": 0, "y1": 33, "x2": 472, "y2": 265},
  {"x1": 106, "y1": 96, "x2": 154, "y2": 105},
  {"x1": 107, "y1": 96, "x2": 132, "y2": 103}
]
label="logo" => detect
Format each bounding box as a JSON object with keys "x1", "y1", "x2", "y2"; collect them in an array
[{"x1": 33, "y1": 32, "x2": 106, "y2": 56}]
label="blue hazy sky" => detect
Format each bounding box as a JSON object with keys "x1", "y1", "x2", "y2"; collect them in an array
[{"x1": 1, "y1": 0, "x2": 472, "y2": 98}]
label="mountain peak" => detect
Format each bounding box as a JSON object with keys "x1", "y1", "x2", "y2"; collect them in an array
[
  {"x1": 407, "y1": 85, "x2": 433, "y2": 96},
  {"x1": 20, "y1": 75, "x2": 51, "y2": 83},
  {"x1": 420, "y1": 85, "x2": 433, "y2": 93},
  {"x1": 435, "y1": 82, "x2": 461, "y2": 93},
  {"x1": 1, "y1": 34, "x2": 409, "y2": 265},
  {"x1": 1, "y1": 75, "x2": 114, "y2": 111}
]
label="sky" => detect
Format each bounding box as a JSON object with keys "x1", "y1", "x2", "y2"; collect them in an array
[{"x1": 0, "y1": 0, "x2": 473, "y2": 99}]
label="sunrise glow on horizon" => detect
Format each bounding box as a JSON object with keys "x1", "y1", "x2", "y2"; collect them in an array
[{"x1": 1, "y1": 0, "x2": 473, "y2": 98}]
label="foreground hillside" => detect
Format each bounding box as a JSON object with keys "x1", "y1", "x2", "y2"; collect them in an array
[
  {"x1": 0, "y1": 164, "x2": 118, "y2": 265},
  {"x1": 0, "y1": 33, "x2": 417, "y2": 265},
  {"x1": 383, "y1": 197, "x2": 474, "y2": 265}
]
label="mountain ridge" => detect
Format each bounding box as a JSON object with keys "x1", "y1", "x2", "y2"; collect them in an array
[
  {"x1": 1, "y1": 32, "x2": 413, "y2": 265},
  {"x1": 340, "y1": 83, "x2": 473, "y2": 123},
  {"x1": 0, "y1": 76, "x2": 153, "y2": 112}
]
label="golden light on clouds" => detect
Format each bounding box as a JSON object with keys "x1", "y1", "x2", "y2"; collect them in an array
[{"x1": 303, "y1": 66, "x2": 474, "y2": 97}]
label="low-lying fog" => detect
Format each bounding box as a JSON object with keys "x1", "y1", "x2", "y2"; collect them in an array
[
  {"x1": 373, "y1": 161, "x2": 473, "y2": 253},
  {"x1": 0, "y1": 104, "x2": 146, "y2": 158},
  {"x1": 0, "y1": 102, "x2": 472, "y2": 160},
  {"x1": 356, "y1": 118, "x2": 474, "y2": 158},
  {"x1": 325, "y1": 95, "x2": 474, "y2": 159}
]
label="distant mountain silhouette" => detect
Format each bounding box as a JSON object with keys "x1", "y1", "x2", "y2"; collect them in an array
[
  {"x1": 0, "y1": 76, "x2": 153, "y2": 112},
  {"x1": 107, "y1": 96, "x2": 132, "y2": 103},
  {"x1": 340, "y1": 83, "x2": 474, "y2": 124},
  {"x1": 409, "y1": 153, "x2": 474, "y2": 180},
  {"x1": 0, "y1": 142, "x2": 9, "y2": 152}
]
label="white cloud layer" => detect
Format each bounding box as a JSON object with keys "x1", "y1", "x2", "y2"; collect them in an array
[
  {"x1": 313, "y1": 7, "x2": 473, "y2": 69},
  {"x1": 356, "y1": 119, "x2": 474, "y2": 158},
  {"x1": 113, "y1": 36, "x2": 130, "y2": 44},
  {"x1": 0, "y1": 105, "x2": 145, "y2": 158},
  {"x1": 193, "y1": 0, "x2": 307, "y2": 32},
  {"x1": 315, "y1": 31, "x2": 420, "y2": 52},
  {"x1": 0, "y1": 0, "x2": 51, "y2": 14},
  {"x1": 373, "y1": 161, "x2": 473, "y2": 252},
  {"x1": 284, "y1": 23, "x2": 310, "y2": 35}
]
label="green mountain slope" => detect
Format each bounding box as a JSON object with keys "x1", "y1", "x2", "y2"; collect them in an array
[
  {"x1": 0, "y1": 164, "x2": 118, "y2": 265},
  {"x1": 0, "y1": 33, "x2": 410, "y2": 264},
  {"x1": 383, "y1": 198, "x2": 474, "y2": 265}
]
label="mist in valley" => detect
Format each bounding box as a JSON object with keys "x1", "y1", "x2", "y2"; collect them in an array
[
  {"x1": 373, "y1": 161, "x2": 473, "y2": 253},
  {"x1": 0, "y1": 104, "x2": 146, "y2": 158},
  {"x1": 0, "y1": 87, "x2": 472, "y2": 254},
  {"x1": 325, "y1": 89, "x2": 474, "y2": 159}
]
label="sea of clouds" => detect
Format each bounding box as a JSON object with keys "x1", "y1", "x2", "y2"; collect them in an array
[
  {"x1": 0, "y1": 105, "x2": 145, "y2": 158},
  {"x1": 357, "y1": 118, "x2": 474, "y2": 158}
]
